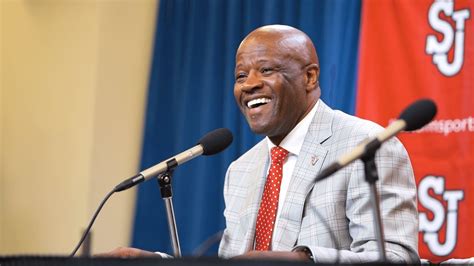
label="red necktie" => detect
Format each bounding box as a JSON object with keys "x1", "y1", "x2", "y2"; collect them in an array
[{"x1": 254, "y1": 146, "x2": 289, "y2": 251}]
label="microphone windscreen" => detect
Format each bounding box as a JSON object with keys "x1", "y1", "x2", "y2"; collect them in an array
[
  {"x1": 398, "y1": 99, "x2": 437, "y2": 131},
  {"x1": 199, "y1": 128, "x2": 233, "y2": 155}
]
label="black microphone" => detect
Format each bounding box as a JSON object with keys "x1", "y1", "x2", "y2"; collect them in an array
[
  {"x1": 315, "y1": 99, "x2": 437, "y2": 182},
  {"x1": 115, "y1": 128, "x2": 233, "y2": 192}
]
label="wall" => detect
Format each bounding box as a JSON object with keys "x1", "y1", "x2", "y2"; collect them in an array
[{"x1": 0, "y1": 0, "x2": 157, "y2": 254}]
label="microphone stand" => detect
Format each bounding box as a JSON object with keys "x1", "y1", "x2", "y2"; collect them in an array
[
  {"x1": 157, "y1": 160, "x2": 182, "y2": 258},
  {"x1": 361, "y1": 140, "x2": 386, "y2": 262}
]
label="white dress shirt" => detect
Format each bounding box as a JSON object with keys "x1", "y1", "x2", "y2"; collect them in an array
[{"x1": 265, "y1": 100, "x2": 319, "y2": 246}]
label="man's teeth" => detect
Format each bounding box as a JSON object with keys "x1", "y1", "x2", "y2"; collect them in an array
[{"x1": 247, "y1": 98, "x2": 272, "y2": 108}]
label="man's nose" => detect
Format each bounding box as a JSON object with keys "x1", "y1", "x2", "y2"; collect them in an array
[{"x1": 241, "y1": 71, "x2": 263, "y2": 92}]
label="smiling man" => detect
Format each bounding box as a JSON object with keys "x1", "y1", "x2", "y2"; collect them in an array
[
  {"x1": 218, "y1": 25, "x2": 419, "y2": 263},
  {"x1": 101, "y1": 25, "x2": 419, "y2": 263}
]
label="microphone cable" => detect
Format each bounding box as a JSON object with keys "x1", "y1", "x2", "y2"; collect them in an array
[{"x1": 70, "y1": 187, "x2": 117, "y2": 257}]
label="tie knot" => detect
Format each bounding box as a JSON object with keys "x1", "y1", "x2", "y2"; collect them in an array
[{"x1": 270, "y1": 146, "x2": 289, "y2": 165}]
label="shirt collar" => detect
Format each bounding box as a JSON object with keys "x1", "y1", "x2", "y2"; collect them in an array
[{"x1": 266, "y1": 99, "x2": 319, "y2": 156}]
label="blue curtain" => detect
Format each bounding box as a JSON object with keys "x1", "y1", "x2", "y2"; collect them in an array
[{"x1": 132, "y1": 0, "x2": 361, "y2": 256}]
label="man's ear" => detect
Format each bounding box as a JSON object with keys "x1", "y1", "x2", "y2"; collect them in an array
[{"x1": 305, "y1": 64, "x2": 319, "y2": 92}]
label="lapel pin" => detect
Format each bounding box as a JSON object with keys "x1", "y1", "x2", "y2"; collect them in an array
[{"x1": 311, "y1": 155, "x2": 319, "y2": 166}]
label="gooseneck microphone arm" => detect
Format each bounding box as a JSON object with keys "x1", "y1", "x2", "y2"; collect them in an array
[
  {"x1": 316, "y1": 99, "x2": 437, "y2": 182},
  {"x1": 115, "y1": 128, "x2": 233, "y2": 192}
]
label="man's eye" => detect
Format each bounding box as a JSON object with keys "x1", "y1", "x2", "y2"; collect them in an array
[
  {"x1": 235, "y1": 73, "x2": 247, "y2": 81},
  {"x1": 261, "y1": 67, "x2": 273, "y2": 74}
]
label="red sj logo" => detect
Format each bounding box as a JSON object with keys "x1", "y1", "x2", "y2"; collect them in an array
[
  {"x1": 418, "y1": 175, "x2": 464, "y2": 256},
  {"x1": 425, "y1": 0, "x2": 470, "y2": 77}
]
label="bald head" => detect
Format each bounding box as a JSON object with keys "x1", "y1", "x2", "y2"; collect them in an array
[{"x1": 238, "y1": 25, "x2": 319, "y2": 68}]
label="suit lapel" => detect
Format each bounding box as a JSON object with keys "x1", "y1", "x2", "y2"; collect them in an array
[
  {"x1": 272, "y1": 100, "x2": 334, "y2": 250},
  {"x1": 238, "y1": 142, "x2": 269, "y2": 254}
]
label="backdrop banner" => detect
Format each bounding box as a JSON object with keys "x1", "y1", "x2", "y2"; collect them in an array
[{"x1": 356, "y1": 0, "x2": 473, "y2": 262}]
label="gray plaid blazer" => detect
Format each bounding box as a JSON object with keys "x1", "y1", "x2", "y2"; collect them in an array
[{"x1": 218, "y1": 100, "x2": 419, "y2": 263}]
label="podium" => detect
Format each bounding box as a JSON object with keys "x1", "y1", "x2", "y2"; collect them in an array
[
  {"x1": 0, "y1": 256, "x2": 388, "y2": 266},
  {"x1": 4, "y1": 255, "x2": 472, "y2": 265}
]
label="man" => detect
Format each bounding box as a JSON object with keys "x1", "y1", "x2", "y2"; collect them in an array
[
  {"x1": 218, "y1": 24, "x2": 419, "y2": 263},
  {"x1": 103, "y1": 25, "x2": 419, "y2": 263}
]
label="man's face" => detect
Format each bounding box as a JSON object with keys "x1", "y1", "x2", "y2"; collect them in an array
[{"x1": 234, "y1": 37, "x2": 310, "y2": 144}]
